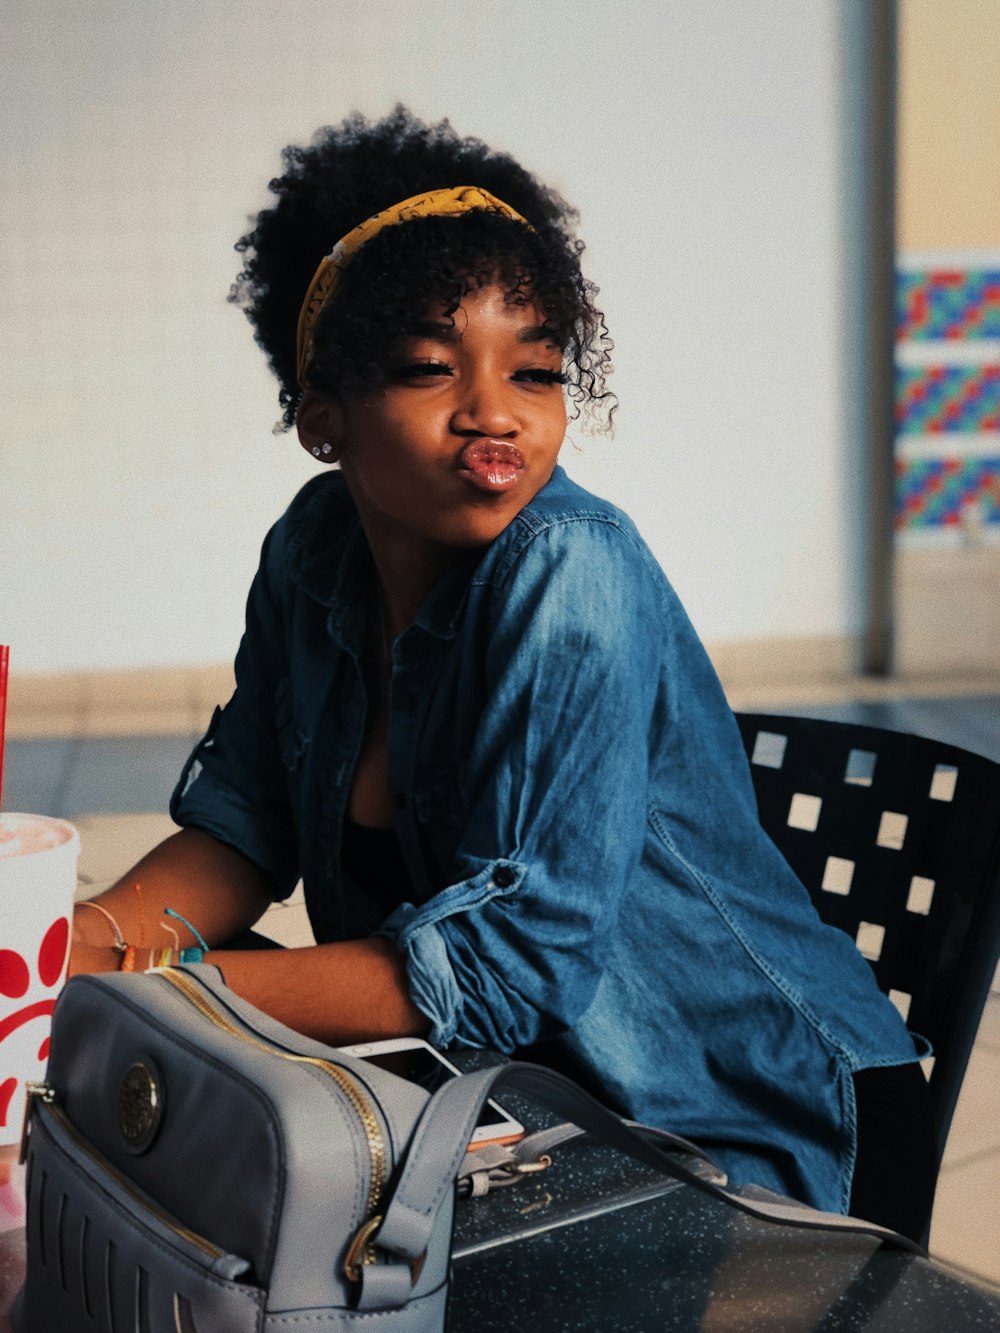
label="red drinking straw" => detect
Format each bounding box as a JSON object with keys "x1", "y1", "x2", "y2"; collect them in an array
[{"x1": 0, "y1": 645, "x2": 8, "y2": 808}]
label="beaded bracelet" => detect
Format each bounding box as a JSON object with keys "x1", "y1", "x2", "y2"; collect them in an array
[
  {"x1": 147, "y1": 947, "x2": 180, "y2": 970},
  {"x1": 121, "y1": 945, "x2": 183, "y2": 973},
  {"x1": 75, "y1": 899, "x2": 208, "y2": 971}
]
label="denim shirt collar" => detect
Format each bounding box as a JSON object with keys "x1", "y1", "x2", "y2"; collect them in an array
[
  {"x1": 285, "y1": 470, "x2": 510, "y2": 646},
  {"x1": 288, "y1": 512, "x2": 367, "y2": 653}
]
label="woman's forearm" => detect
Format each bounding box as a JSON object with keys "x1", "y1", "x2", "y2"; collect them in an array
[
  {"x1": 205, "y1": 938, "x2": 428, "y2": 1045},
  {"x1": 69, "y1": 826, "x2": 426, "y2": 1045},
  {"x1": 70, "y1": 827, "x2": 274, "y2": 973}
]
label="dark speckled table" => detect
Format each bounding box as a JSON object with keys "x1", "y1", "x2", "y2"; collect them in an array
[
  {"x1": 442, "y1": 1052, "x2": 1000, "y2": 1331},
  {"x1": 442, "y1": 1050, "x2": 1000, "y2": 1333},
  {"x1": 3, "y1": 1060, "x2": 999, "y2": 1331},
  {"x1": 447, "y1": 1137, "x2": 1000, "y2": 1330}
]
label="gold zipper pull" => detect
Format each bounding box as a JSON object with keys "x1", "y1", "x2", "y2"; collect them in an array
[{"x1": 19, "y1": 1081, "x2": 55, "y2": 1165}]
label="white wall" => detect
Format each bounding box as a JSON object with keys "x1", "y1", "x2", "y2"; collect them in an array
[{"x1": 1, "y1": 0, "x2": 867, "y2": 673}]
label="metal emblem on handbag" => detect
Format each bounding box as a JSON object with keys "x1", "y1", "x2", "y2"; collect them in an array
[{"x1": 117, "y1": 1058, "x2": 164, "y2": 1153}]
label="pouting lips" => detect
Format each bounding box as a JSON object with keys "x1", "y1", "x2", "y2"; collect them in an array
[{"x1": 458, "y1": 440, "x2": 525, "y2": 488}]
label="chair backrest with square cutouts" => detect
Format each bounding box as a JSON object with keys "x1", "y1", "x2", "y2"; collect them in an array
[{"x1": 735, "y1": 713, "x2": 1000, "y2": 1165}]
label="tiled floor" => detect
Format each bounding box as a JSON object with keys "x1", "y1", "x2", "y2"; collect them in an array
[{"x1": 2, "y1": 687, "x2": 999, "y2": 1288}]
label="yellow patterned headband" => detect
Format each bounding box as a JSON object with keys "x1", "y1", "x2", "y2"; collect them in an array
[{"x1": 295, "y1": 186, "x2": 531, "y2": 386}]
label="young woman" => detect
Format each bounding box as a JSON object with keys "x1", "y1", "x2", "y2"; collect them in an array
[{"x1": 70, "y1": 107, "x2": 934, "y2": 1237}]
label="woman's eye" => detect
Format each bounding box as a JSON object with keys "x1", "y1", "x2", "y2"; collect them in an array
[
  {"x1": 395, "y1": 361, "x2": 453, "y2": 379},
  {"x1": 514, "y1": 368, "x2": 567, "y2": 385}
]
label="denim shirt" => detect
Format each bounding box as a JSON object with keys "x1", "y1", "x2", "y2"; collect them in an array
[{"x1": 172, "y1": 466, "x2": 920, "y2": 1212}]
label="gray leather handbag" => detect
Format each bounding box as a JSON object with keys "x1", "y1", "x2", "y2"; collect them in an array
[
  {"x1": 15, "y1": 965, "x2": 443, "y2": 1331},
  {"x1": 14, "y1": 965, "x2": 922, "y2": 1331}
]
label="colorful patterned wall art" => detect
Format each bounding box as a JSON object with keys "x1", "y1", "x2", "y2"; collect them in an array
[
  {"x1": 895, "y1": 456, "x2": 1000, "y2": 531},
  {"x1": 895, "y1": 258, "x2": 1000, "y2": 538},
  {"x1": 896, "y1": 269, "x2": 1000, "y2": 342},
  {"x1": 896, "y1": 364, "x2": 1000, "y2": 435}
]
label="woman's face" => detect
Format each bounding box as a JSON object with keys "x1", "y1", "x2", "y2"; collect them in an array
[{"x1": 313, "y1": 283, "x2": 567, "y2": 564}]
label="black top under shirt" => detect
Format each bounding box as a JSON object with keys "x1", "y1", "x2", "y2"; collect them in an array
[{"x1": 340, "y1": 816, "x2": 415, "y2": 913}]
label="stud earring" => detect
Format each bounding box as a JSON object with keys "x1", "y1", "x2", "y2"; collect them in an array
[
  {"x1": 321, "y1": 442, "x2": 334, "y2": 456},
  {"x1": 311, "y1": 446, "x2": 322, "y2": 457}
]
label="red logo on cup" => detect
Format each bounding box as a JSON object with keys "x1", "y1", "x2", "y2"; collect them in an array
[{"x1": 0, "y1": 917, "x2": 70, "y2": 1127}]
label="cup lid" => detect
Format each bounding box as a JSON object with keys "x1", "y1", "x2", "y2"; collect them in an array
[{"x1": 0, "y1": 813, "x2": 79, "y2": 860}]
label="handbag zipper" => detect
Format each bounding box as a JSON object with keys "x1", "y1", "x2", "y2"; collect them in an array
[
  {"x1": 22, "y1": 1088, "x2": 241, "y2": 1271},
  {"x1": 156, "y1": 968, "x2": 387, "y2": 1276}
]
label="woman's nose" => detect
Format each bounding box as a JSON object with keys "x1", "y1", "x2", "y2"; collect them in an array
[{"x1": 449, "y1": 373, "x2": 517, "y2": 436}]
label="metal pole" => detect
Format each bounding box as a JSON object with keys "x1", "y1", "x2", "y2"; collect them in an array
[{"x1": 863, "y1": 0, "x2": 898, "y2": 676}]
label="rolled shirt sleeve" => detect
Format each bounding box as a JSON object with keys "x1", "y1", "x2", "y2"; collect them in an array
[{"x1": 379, "y1": 515, "x2": 665, "y2": 1051}]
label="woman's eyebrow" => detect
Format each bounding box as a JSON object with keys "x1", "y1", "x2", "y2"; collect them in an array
[
  {"x1": 516, "y1": 324, "x2": 558, "y2": 345},
  {"x1": 405, "y1": 319, "x2": 458, "y2": 341}
]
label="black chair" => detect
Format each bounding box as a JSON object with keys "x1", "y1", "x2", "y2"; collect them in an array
[{"x1": 734, "y1": 712, "x2": 1000, "y2": 1177}]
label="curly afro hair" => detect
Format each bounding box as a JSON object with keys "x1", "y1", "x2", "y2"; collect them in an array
[{"x1": 230, "y1": 106, "x2": 614, "y2": 431}]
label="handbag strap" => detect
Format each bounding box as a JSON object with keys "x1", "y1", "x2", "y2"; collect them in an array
[
  {"x1": 456, "y1": 1118, "x2": 725, "y2": 1197},
  {"x1": 355, "y1": 1061, "x2": 927, "y2": 1311}
]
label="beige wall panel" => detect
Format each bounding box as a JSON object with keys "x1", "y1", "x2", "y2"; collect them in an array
[{"x1": 897, "y1": 0, "x2": 1000, "y2": 250}]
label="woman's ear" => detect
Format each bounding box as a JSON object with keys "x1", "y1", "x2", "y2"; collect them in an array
[{"x1": 296, "y1": 392, "x2": 344, "y2": 463}]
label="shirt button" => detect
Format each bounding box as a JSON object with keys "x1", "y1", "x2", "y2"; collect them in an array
[{"x1": 492, "y1": 866, "x2": 515, "y2": 888}]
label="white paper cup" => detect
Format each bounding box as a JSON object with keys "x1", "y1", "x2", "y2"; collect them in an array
[{"x1": 0, "y1": 813, "x2": 80, "y2": 1151}]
